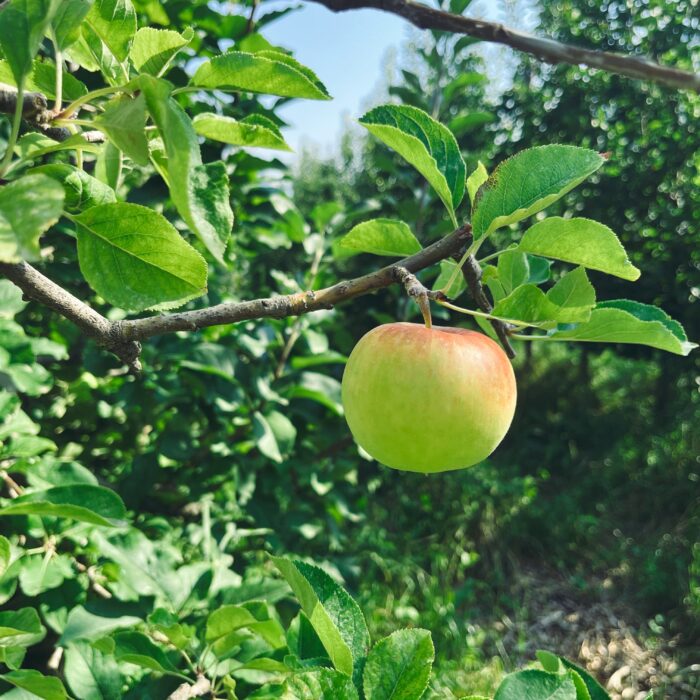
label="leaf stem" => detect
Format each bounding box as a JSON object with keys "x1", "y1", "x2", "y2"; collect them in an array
[
  {"x1": 0, "y1": 83, "x2": 24, "y2": 178},
  {"x1": 60, "y1": 85, "x2": 125, "y2": 119},
  {"x1": 436, "y1": 297, "x2": 530, "y2": 328},
  {"x1": 51, "y1": 30, "x2": 63, "y2": 112},
  {"x1": 478, "y1": 248, "x2": 511, "y2": 265},
  {"x1": 441, "y1": 236, "x2": 483, "y2": 295}
]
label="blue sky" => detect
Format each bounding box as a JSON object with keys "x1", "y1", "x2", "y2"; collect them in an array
[
  {"x1": 260, "y1": 0, "x2": 540, "y2": 157},
  {"x1": 263, "y1": 2, "x2": 408, "y2": 155}
]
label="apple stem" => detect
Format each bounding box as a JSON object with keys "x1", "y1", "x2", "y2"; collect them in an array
[{"x1": 393, "y1": 266, "x2": 440, "y2": 329}]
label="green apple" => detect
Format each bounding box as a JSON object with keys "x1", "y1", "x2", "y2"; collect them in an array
[{"x1": 341, "y1": 322, "x2": 517, "y2": 473}]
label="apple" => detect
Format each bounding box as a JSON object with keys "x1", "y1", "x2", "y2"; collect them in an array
[{"x1": 341, "y1": 323, "x2": 517, "y2": 473}]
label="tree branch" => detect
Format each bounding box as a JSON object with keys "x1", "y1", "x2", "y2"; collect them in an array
[
  {"x1": 454, "y1": 250, "x2": 516, "y2": 359},
  {"x1": 0, "y1": 85, "x2": 53, "y2": 123},
  {"x1": 167, "y1": 675, "x2": 211, "y2": 700},
  {"x1": 0, "y1": 261, "x2": 143, "y2": 372},
  {"x1": 0, "y1": 85, "x2": 104, "y2": 143},
  {"x1": 0, "y1": 225, "x2": 473, "y2": 370},
  {"x1": 307, "y1": 0, "x2": 700, "y2": 92}
]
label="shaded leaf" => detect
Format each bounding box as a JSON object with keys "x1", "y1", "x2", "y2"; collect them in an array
[
  {"x1": 113, "y1": 631, "x2": 183, "y2": 677},
  {"x1": 95, "y1": 94, "x2": 149, "y2": 166},
  {"x1": 549, "y1": 301, "x2": 696, "y2": 355},
  {"x1": 1, "y1": 670, "x2": 67, "y2": 700},
  {"x1": 0, "y1": 0, "x2": 58, "y2": 83},
  {"x1": 64, "y1": 642, "x2": 122, "y2": 700},
  {"x1": 86, "y1": 0, "x2": 136, "y2": 62},
  {"x1": 141, "y1": 75, "x2": 233, "y2": 263},
  {"x1": 29, "y1": 165, "x2": 116, "y2": 212},
  {"x1": 0, "y1": 608, "x2": 45, "y2": 648},
  {"x1": 338, "y1": 219, "x2": 421, "y2": 257},
  {"x1": 0, "y1": 484, "x2": 127, "y2": 527}
]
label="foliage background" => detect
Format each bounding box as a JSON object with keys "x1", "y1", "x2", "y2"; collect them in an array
[{"x1": 0, "y1": 0, "x2": 698, "y2": 697}]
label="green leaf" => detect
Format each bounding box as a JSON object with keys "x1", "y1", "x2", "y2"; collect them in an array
[
  {"x1": 472, "y1": 146, "x2": 605, "y2": 238},
  {"x1": 443, "y1": 72, "x2": 485, "y2": 103},
  {"x1": 559, "y1": 659, "x2": 608, "y2": 700},
  {"x1": 518, "y1": 217, "x2": 640, "y2": 281},
  {"x1": 28, "y1": 165, "x2": 116, "y2": 212},
  {"x1": 338, "y1": 219, "x2": 421, "y2": 257},
  {"x1": 0, "y1": 646, "x2": 26, "y2": 671},
  {"x1": 497, "y1": 251, "x2": 530, "y2": 295},
  {"x1": 206, "y1": 605, "x2": 258, "y2": 644},
  {"x1": 0, "y1": 608, "x2": 45, "y2": 648},
  {"x1": 74, "y1": 202, "x2": 208, "y2": 313},
  {"x1": 15, "y1": 132, "x2": 103, "y2": 161},
  {"x1": 95, "y1": 141, "x2": 122, "y2": 190},
  {"x1": 281, "y1": 669, "x2": 359, "y2": 700},
  {"x1": 492, "y1": 268, "x2": 595, "y2": 326},
  {"x1": 363, "y1": 629, "x2": 434, "y2": 700},
  {"x1": 18, "y1": 554, "x2": 73, "y2": 597},
  {"x1": 0, "y1": 175, "x2": 65, "y2": 263},
  {"x1": 467, "y1": 161, "x2": 488, "y2": 205},
  {"x1": 95, "y1": 94, "x2": 149, "y2": 165},
  {"x1": 252, "y1": 411, "x2": 297, "y2": 463},
  {"x1": 0, "y1": 484, "x2": 127, "y2": 527},
  {"x1": 64, "y1": 642, "x2": 122, "y2": 700},
  {"x1": 0, "y1": 59, "x2": 88, "y2": 101},
  {"x1": 0, "y1": 280, "x2": 26, "y2": 318},
  {"x1": 129, "y1": 26, "x2": 193, "y2": 76},
  {"x1": 433, "y1": 259, "x2": 466, "y2": 298},
  {"x1": 494, "y1": 669, "x2": 577, "y2": 700},
  {"x1": 71, "y1": 23, "x2": 122, "y2": 83},
  {"x1": 527, "y1": 255, "x2": 552, "y2": 284},
  {"x1": 549, "y1": 301, "x2": 697, "y2": 355},
  {"x1": 51, "y1": 0, "x2": 94, "y2": 50},
  {"x1": 193, "y1": 113, "x2": 291, "y2": 151},
  {"x1": 192, "y1": 51, "x2": 331, "y2": 100},
  {"x1": 59, "y1": 607, "x2": 141, "y2": 645},
  {"x1": 536, "y1": 650, "x2": 564, "y2": 674},
  {"x1": 253, "y1": 411, "x2": 283, "y2": 463},
  {"x1": 359, "y1": 105, "x2": 466, "y2": 223},
  {"x1": 0, "y1": 670, "x2": 67, "y2": 700},
  {"x1": 113, "y1": 631, "x2": 183, "y2": 677},
  {"x1": 140, "y1": 75, "x2": 233, "y2": 263},
  {"x1": 86, "y1": 0, "x2": 136, "y2": 62},
  {"x1": 288, "y1": 373, "x2": 343, "y2": 415},
  {"x1": 546, "y1": 267, "x2": 596, "y2": 320},
  {"x1": 567, "y1": 670, "x2": 593, "y2": 700},
  {"x1": 272, "y1": 558, "x2": 370, "y2": 686},
  {"x1": 448, "y1": 111, "x2": 495, "y2": 137},
  {"x1": 0, "y1": 0, "x2": 59, "y2": 84},
  {"x1": 206, "y1": 604, "x2": 286, "y2": 658},
  {"x1": 0, "y1": 536, "x2": 10, "y2": 577}
]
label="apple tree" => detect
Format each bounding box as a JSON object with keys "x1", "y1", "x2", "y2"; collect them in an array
[{"x1": 0, "y1": 0, "x2": 696, "y2": 697}]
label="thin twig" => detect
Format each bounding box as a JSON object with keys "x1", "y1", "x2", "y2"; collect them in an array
[
  {"x1": 167, "y1": 676, "x2": 211, "y2": 700},
  {"x1": 308, "y1": 0, "x2": 700, "y2": 92},
  {"x1": 453, "y1": 246, "x2": 516, "y2": 359}
]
